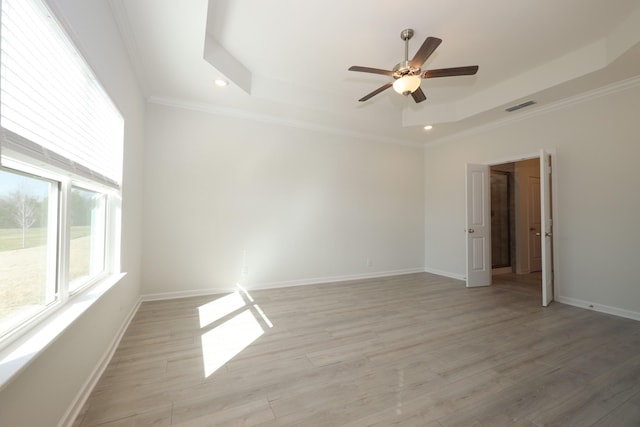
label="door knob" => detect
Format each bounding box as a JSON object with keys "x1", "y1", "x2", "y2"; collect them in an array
[
  {"x1": 468, "y1": 229, "x2": 475, "y2": 234},
  {"x1": 545, "y1": 232, "x2": 552, "y2": 237},
  {"x1": 535, "y1": 232, "x2": 541, "y2": 237}
]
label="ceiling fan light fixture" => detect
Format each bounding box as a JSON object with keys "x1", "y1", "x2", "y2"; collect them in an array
[{"x1": 393, "y1": 75, "x2": 421, "y2": 95}]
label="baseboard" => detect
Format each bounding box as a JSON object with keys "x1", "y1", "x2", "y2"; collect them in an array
[
  {"x1": 249, "y1": 268, "x2": 425, "y2": 290},
  {"x1": 141, "y1": 288, "x2": 230, "y2": 302},
  {"x1": 556, "y1": 296, "x2": 640, "y2": 322},
  {"x1": 423, "y1": 267, "x2": 466, "y2": 281},
  {"x1": 492, "y1": 267, "x2": 513, "y2": 275},
  {"x1": 57, "y1": 297, "x2": 142, "y2": 427}
]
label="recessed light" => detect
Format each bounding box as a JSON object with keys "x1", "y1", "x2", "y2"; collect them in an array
[
  {"x1": 423, "y1": 125, "x2": 433, "y2": 131},
  {"x1": 214, "y1": 79, "x2": 228, "y2": 87}
]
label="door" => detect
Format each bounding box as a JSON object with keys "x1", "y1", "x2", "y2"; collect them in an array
[
  {"x1": 528, "y1": 176, "x2": 542, "y2": 272},
  {"x1": 540, "y1": 150, "x2": 554, "y2": 306},
  {"x1": 466, "y1": 164, "x2": 491, "y2": 287}
]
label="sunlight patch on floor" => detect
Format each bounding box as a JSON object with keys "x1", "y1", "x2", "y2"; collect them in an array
[
  {"x1": 198, "y1": 285, "x2": 275, "y2": 377},
  {"x1": 198, "y1": 291, "x2": 246, "y2": 328},
  {"x1": 201, "y1": 309, "x2": 264, "y2": 377}
]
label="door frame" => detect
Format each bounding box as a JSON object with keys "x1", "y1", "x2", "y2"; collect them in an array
[{"x1": 465, "y1": 149, "x2": 560, "y2": 303}]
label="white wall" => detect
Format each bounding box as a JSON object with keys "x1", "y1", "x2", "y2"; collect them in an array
[
  {"x1": 0, "y1": 1, "x2": 145, "y2": 426},
  {"x1": 142, "y1": 103, "x2": 424, "y2": 295},
  {"x1": 424, "y1": 81, "x2": 640, "y2": 316}
]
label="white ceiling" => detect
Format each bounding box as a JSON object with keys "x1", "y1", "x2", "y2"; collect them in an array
[{"x1": 109, "y1": 0, "x2": 640, "y2": 145}]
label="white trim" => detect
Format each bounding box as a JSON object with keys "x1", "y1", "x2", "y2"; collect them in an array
[
  {"x1": 0, "y1": 273, "x2": 126, "y2": 391},
  {"x1": 427, "y1": 75, "x2": 640, "y2": 147},
  {"x1": 556, "y1": 296, "x2": 640, "y2": 322},
  {"x1": 423, "y1": 267, "x2": 466, "y2": 281},
  {"x1": 0, "y1": 159, "x2": 123, "y2": 351},
  {"x1": 56, "y1": 296, "x2": 141, "y2": 427},
  {"x1": 250, "y1": 268, "x2": 425, "y2": 290},
  {"x1": 146, "y1": 96, "x2": 424, "y2": 149},
  {"x1": 141, "y1": 288, "x2": 230, "y2": 302},
  {"x1": 550, "y1": 150, "x2": 561, "y2": 303},
  {"x1": 487, "y1": 152, "x2": 540, "y2": 167}
]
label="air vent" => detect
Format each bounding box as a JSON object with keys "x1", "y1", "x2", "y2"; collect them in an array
[{"x1": 505, "y1": 100, "x2": 536, "y2": 112}]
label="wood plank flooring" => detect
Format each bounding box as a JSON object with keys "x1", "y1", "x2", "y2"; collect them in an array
[
  {"x1": 73, "y1": 273, "x2": 640, "y2": 426},
  {"x1": 493, "y1": 271, "x2": 542, "y2": 297}
]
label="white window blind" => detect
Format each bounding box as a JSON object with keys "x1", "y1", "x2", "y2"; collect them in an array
[{"x1": 0, "y1": 0, "x2": 123, "y2": 188}]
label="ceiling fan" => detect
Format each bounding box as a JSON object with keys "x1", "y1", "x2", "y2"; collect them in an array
[{"x1": 348, "y1": 29, "x2": 478, "y2": 103}]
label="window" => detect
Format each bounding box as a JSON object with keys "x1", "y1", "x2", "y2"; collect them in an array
[
  {"x1": 69, "y1": 186, "x2": 106, "y2": 292},
  {"x1": 0, "y1": 167, "x2": 57, "y2": 337},
  {"x1": 0, "y1": 0, "x2": 123, "y2": 346}
]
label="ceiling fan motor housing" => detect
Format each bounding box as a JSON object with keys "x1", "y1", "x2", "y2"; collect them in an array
[{"x1": 392, "y1": 61, "x2": 421, "y2": 79}]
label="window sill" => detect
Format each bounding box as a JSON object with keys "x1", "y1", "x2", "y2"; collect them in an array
[{"x1": 0, "y1": 272, "x2": 126, "y2": 391}]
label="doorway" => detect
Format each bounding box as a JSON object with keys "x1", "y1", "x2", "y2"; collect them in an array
[
  {"x1": 490, "y1": 158, "x2": 541, "y2": 277},
  {"x1": 465, "y1": 151, "x2": 555, "y2": 306}
]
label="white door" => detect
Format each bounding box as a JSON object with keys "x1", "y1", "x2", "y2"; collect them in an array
[
  {"x1": 466, "y1": 164, "x2": 491, "y2": 287},
  {"x1": 528, "y1": 176, "x2": 542, "y2": 272},
  {"x1": 540, "y1": 150, "x2": 554, "y2": 306}
]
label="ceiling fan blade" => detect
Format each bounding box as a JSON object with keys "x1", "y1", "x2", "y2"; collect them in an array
[
  {"x1": 422, "y1": 65, "x2": 479, "y2": 79},
  {"x1": 348, "y1": 66, "x2": 394, "y2": 76},
  {"x1": 358, "y1": 82, "x2": 393, "y2": 102},
  {"x1": 411, "y1": 87, "x2": 426, "y2": 103},
  {"x1": 410, "y1": 37, "x2": 442, "y2": 68}
]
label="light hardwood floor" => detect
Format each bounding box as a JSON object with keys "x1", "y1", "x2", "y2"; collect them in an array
[
  {"x1": 74, "y1": 273, "x2": 640, "y2": 426},
  {"x1": 493, "y1": 272, "x2": 542, "y2": 297}
]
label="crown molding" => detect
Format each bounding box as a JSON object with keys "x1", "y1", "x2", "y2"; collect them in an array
[
  {"x1": 147, "y1": 96, "x2": 424, "y2": 149},
  {"x1": 426, "y1": 75, "x2": 640, "y2": 147}
]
